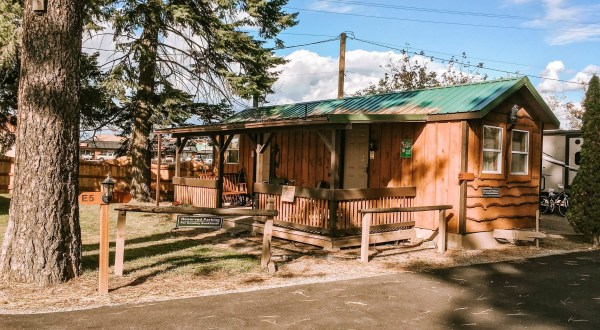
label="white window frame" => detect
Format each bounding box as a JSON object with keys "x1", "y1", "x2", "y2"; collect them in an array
[
  {"x1": 225, "y1": 135, "x2": 240, "y2": 164},
  {"x1": 482, "y1": 125, "x2": 503, "y2": 174},
  {"x1": 510, "y1": 129, "x2": 529, "y2": 175}
]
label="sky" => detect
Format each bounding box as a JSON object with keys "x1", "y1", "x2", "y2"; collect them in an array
[
  {"x1": 84, "y1": 0, "x2": 600, "y2": 128},
  {"x1": 260, "y1": 0, "x2": 600, "y2": 125}
]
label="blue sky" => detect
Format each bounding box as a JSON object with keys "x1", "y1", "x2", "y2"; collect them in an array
[{"x1": 257, "y1": 0, "x2": 599, "y2": 125}]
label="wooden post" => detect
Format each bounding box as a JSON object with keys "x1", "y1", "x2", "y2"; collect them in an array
[
  {"x1": 535, "y1": 209, "x2": 540, "y2": 248},
  {"x1": 337, "y1": 32, "x2": 346, "y2": 98},
  {"x1": 328, "y1": 129, "x2": 341, "y2": 236},
  {"x1": 98, "y1": 203, "x2": 110, "y2": 294},
  {"x1": 438, "y1": 209, "x2": 447, "y2": 254},
  {"x1": 114, "y1": 211, "x2": 127, "y2": 276},
  {"x1": 216, "y1": 135, "x2": 225, "y2": 208},
  {"x1": 261, "y1": 198, "x2": 275, "y2": 270},
  {"x1": 459, "y1": 121, "x2": 468, "y2": 235},
  {"x1": 175, "y1": 137, "x2": 181, "y2": 178},
  {"x1": 360, "y1": 213, "x2": 372, "y2": 263},
  {"x1": 156, "y1": 134, "x2": 162, "y2": 206}
]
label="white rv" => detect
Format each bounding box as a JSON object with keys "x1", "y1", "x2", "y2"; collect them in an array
[{"x1": 541, "y1": 130, "x2": 582, "y2": 192}]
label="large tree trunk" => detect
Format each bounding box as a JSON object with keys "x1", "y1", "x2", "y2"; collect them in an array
[
  {"x1": 129, "y1": 11, "x2": 160, "y2": 202},
  {"x1": 0, "y1": 1, "x2": 84, "y2": 285}
]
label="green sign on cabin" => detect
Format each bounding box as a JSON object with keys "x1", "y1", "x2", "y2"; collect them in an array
[{"x1": 401, "y1": 139, "x2": 412, "y2": 158}]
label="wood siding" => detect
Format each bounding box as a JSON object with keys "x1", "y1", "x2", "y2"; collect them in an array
[
  {"x1": 465, "y1": 105, "x2": 542, "y2": 232},
  {"x1": 368, "y1": 122, "x2": 462, "y2": 233}
]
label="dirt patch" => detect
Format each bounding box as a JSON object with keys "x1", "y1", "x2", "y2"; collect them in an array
[{"x1": 0, "y1": 200, "x2": 597, "y2": 314}]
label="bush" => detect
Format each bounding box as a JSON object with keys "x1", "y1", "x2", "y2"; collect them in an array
[{"x1": 567, "y1": 75, "x2": 600, "y2": 246}]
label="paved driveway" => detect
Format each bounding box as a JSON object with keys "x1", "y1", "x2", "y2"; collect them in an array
[{"x1": 2, "y1": 250, "x2": 599, "y2": 329}]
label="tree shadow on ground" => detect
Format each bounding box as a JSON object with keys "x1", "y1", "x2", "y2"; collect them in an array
[
  {"x1": 423, "y1": 250, "x2": 600, "y2": 328},
  {"x1": 82, "y1": 230, "x2": 256, "y2": 272},
  {"x1": 0, "y1": 195, "x2": 10, "y2": 216}
]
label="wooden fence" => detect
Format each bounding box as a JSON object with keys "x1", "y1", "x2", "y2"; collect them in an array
[{"x1": 0, "y1": 157, "x2": 212, "y2": 200}]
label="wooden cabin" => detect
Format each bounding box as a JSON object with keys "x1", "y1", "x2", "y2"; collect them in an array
[{"x1": 155, "y1": 77, "x2": 559, "y2": 250}]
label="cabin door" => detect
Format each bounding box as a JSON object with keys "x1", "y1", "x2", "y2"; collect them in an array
[{"x1": 343, "y1": 124, "x2": 369, "y2": 188}]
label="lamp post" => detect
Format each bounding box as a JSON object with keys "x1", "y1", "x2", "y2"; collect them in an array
[
  {"x1": 101, "y1": 174, "x2": 115, "y2": 204},
  {"x1": 98, "y1": 173, "x2": 114, "y2": 294}
]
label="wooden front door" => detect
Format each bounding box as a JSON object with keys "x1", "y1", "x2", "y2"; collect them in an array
[{"x1": 343, "y1": 124, "x2": 369, "y2": 188}]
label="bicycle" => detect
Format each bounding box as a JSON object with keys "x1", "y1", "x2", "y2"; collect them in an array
[{"x1": 539, "y1": 184, "x2": 569, "y2": 216}]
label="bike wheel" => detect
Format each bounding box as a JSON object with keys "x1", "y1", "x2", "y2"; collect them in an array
[
  {"x1": 558, "y1": 197, "x2": 569, "y2": 217},
  {"x1": 540, "y1": 196, "x2": 550, "y2": 214}
]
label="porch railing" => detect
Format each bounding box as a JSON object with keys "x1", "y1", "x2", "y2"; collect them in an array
[{"x1": 254, "y1": 183, "x2": 416, "y2": 236}]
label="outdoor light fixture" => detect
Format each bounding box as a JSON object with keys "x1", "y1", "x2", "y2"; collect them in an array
[
  {"x1": 32, "y1": 0, "x2": 46, "y2": 14},
  {"x1": 101, "y1": 174, "x2": 115, "y2": 204},
  {"x1": 369, "y1": 140, "x2": 378, "y2": 152},
  {"x1": 509, "y1": 105, "x2": 520, "y2": 124}
]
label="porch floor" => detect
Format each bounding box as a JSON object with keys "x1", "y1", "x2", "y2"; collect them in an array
[{"x1": 221, "y1": 215, "x2": 418, "y2": 251}]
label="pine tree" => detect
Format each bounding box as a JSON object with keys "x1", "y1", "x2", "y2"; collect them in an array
[
  {"x1": 97, "y1": 0, "x2": 297, "y2": 201},
  {"x1": 567, "y1": 75, "x2": 600, "y2": 246},
  {"x1": 0, "y1": 0, "x2": 84, "y2": 284}
]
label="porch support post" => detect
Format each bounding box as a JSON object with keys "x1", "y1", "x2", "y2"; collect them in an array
[
  {"x1": 175, "y1": 137, "x2": 181, "y2": 178},
  {"x1": 459, "y1": 121, "x2": 468, "y2": 235},
  {"x1": 215, "y1": 134, "x2": 234, "y2": 208},
  {"x1": 328, "y1": 129, "x2": 341, "y2": 236}
]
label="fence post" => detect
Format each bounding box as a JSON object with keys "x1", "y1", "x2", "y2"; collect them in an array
[
  {"x1": 114, "y1": 211, "x2": 127, "y2": 276},
  {"x1": 438, "y1": 209, "x2": 447, "y2": 254},
  {"x1": 360, "y1": 213, "x2": 372, "y2": 263},
  {"x1": 261, "y1": 198, "x2": 275, "y2": 270}
]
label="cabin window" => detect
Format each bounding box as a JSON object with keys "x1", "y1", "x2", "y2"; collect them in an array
[
  {"x1": 510, "y1": 130, "x2": 529, "y2": 174},
  {"x1": 482, "y1": 125, "x2": 503, "y2": 174},
  {"x1": 225, "y1": 135, "x2": 240, "y2": 164}
]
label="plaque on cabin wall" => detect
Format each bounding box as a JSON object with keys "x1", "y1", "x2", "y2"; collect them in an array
[
  {"x1": 401, "y1": 139, "x2": 412, "y2": 158},
  {"x1": 482, "y1": 187, "x2": 500, "y2": 198},
  {"x1": 281, "y1": 185, "x2": 296, "y2": 203}
]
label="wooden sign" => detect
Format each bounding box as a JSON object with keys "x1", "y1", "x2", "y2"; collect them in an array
[
  {"x1": 281, "y1": 185, "x2": 296, "y2": 203},
  {"x1": 78, "y1": 192, "x2": 104, "y2": 205},
  {"x1": 176, "y1": 215, "x2": 223, "y2": 228},
  {"x1": 458, "y1": 172, "x2": 475, "y2": 181},
  {"x1": 482, "y1": 187, "x2": 500, "y2": 198}
]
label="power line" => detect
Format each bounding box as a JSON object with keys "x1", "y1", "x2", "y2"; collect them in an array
[
  {"x1": 271, "y1": 37, "x2": 339, "y2": 50},
  {"x1": 316, "y1": 0, "x2": 598, "y2": 25},
  {"x1": 350, "y1": 37, "x2": 589, "y2": 86},
  {"x1": 286, "y1": 6, "x2": 591, "y2": 32}
]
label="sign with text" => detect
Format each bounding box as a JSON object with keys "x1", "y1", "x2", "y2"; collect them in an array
[
  {"x1": 401, "y1": 139, "x2": 412, "y2": 158},
  {"x1": 281, "y1": 185, "x2": 296, "y2": 203},
  {"x1": 482, "y1": 187, "x2": 501, "y2": 198},
  {"x1": 78, "y1": 192, "x2": 104, "y2": 205},
  {"x1": 176, "y1": 215, "x2": 223, "y2": 229}
]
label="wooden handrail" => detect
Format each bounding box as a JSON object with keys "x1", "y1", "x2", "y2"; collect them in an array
[
  {"x1": 115, "y1": 205, "x2": 277, "y2": 217},
  {"x1": 360, "y1": 204, "x2": 452, "y2": 263},
  {"x1": 254, "y1": 183, "x2": 416, "y2": 201}
]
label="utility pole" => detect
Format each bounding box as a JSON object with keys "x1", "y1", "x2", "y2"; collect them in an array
[{"x1": 338, "y1": 32, "x2": 347, "y2": 98}]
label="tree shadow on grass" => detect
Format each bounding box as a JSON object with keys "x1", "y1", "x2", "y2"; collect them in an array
[
  {"x1": 0, "y1": 195, "x2": 10, "y2": 216},
  {"x1": 81, "y1": 227, "x2": 221, "y2": 252},
  {"x1": 82, "y1": 231, "x2": 256, "y2": 272}
]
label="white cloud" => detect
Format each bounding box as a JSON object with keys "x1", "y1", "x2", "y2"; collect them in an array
[
  {"x1": 267, "y1": 49, "x2": 481, "y2": 105},
  {"x1": 537, "y1": 60, "x2": 598, "y2": 93},
  {"x1": 521, "y1": 0, "x2": 600, "y2": 45}
]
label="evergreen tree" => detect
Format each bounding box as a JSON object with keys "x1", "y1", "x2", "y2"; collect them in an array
[
  {"x1": 96, "y1": 1, "x2": 297, "y2": 201},
  {"x1": 0, "y1": 0, "x2": 84, "y2": 285},
  {"x1": 567, "y1": 75, "x2": 600, "y2": 246}
]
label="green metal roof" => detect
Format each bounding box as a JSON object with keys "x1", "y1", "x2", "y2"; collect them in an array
[{"x1": 224, "y1": 76, "x2": 559, "y2": 127}]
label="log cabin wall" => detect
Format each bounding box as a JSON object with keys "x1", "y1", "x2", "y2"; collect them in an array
[
  {"x1": 465, "y1": 103, "x2": 542, "y2": 233},
  {"x1": 368, "y1": 122, "x2": 463, "y2": 233}
]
